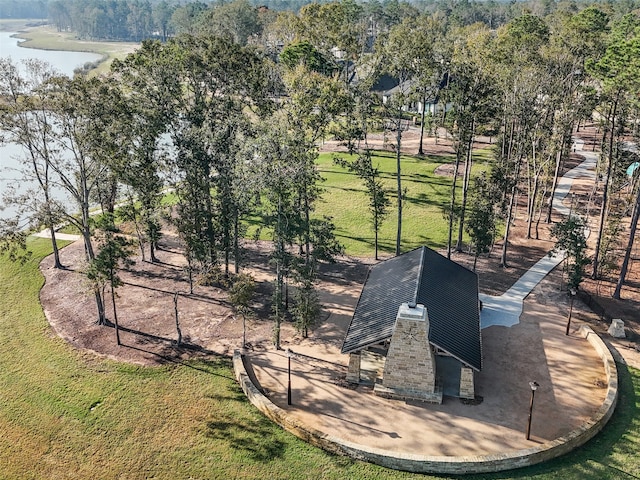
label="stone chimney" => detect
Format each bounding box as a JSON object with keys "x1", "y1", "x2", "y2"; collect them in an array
[{"x1": 374, "y1": 302, "x2": 442, "y2": 403}]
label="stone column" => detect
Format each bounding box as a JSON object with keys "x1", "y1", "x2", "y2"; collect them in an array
[
  {"x1": 375, "y1": 303, "x2": 441, "y2": 402},
  {"x1": 346, "y1": 351, "x2": 361, "y2": 383},
  {"x1": 459, "y1": 367, "x2": 475, "y2": 399}
]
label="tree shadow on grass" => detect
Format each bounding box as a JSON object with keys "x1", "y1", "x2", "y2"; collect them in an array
[
  {"x1": 120, "y1": 342, "x2": 235, "y2": 380},
  {"x1": 205, "y1": 412, "x2": 287, "y2": 462}
]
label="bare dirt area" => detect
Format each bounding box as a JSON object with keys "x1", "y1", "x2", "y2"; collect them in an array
[
  {"x1": 319, "y1": 125, "x2": 493, "y2": 157},
  {"x1": 38, "y1": 221, "x2": 517, "y2": 368},
  {"x1": 39, "y1": 124, "x2": 639, "y2": 370},
  {"x1": 40, "y1": 217, "x2": 640, "y2": 371},
  {"x1": 39, "y1": 232, "x2": 374, "y2": 367},
  {"x1": 572, "y1": 125, "x2": 640, "y2": 366}
]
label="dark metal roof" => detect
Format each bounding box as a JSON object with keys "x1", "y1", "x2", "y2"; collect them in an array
[
  {"x1": 341, "y1": 248, "x2": 423, "y2": 355},
  {"x1": 341, "y1": 246, "x2": 482, "y2": 371},
  {"x1": 372, "y1": 74, "x2": 400, "y2": 93}
]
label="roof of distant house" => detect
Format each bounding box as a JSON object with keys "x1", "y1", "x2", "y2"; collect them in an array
[
  {"x1": 341, "y1": 246, "x2": 482, "y2": 371},
  {"x1": 379, "y1": 73, "x2": 450, "y2": 101}
]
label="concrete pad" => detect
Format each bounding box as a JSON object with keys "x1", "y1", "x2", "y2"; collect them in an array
[
  {"x1": 244, "y1": 139, "x2": 609, "y2": 459},
  {"x1": 246, "y1": 273, "x2": 607, "y2": 457}
]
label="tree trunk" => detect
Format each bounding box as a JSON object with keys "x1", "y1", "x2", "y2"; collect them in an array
[
  {"x1": 150, "y1": 241, "x2": 157, "y2": 263},
  {"x1": 304, "y1": 191, "x2": 311, "y2": 267},
  {"x1": 418, "y1": 94, "x2": 427, "y2": 155},
  {"x1": 456, "y1": 118, "x2": 475, "y2": 252},
  {"x1": 232, "y1": 212, "x2": 239, "y2": 274},
  {"x1": 174, "y1": 292, "x2": 182, "y2": 346},
  {"x1": 374, "y1": 211, "x2": 379, "y2": 261},
  {"x1": 129, "y1": 200, "x2": 146, "y2": 262},
  {"x1": 48, "y1": 223, "x2": 63, "y2": 269},
  {"x1": 501, "y1": 159, "x2": 521, "y2": 267},
  {"x1": 242, "y1": 314, "x2": 246, "y2": 349},
  {"x1": 527, "y1": 173, "x2": 539, "y2": 239},
  {"x1": 447, "y1": 141, "x2": 463, "y2": 259},
  {"x1": 79, "y1": 199, "x2": 107, "y2": 325},
  {"x1": 593, "y1": 94, "x2": 619, "y2": 279},
  {"x1": 395, "y1": 126, "x2": 403, "y2": 256},
  {"x1": 502, "y1": 117, "x2": 516, "y2": 203},
  {"x1": 224, "y1": 238, "x2": 230, "y2": 277},
  {"x1": 42, "y1": 180, "x2": 63, "y2": 268},
  {"x1": 274, "y1": 197, "x2": 284, "y2": 349},
  {"x1": 546, "y1": 141, "x2": 564, "y2": 223},
  {"x1": 186, "y1": 254, "x2": 194, "y2": 294},
  {"x1": 204, "y1": 168, "x2": 216, "y2": 267},
  {"x1": 534, "y1": 170, "x2": 550, "y2": 240},
  {"x1": 107, "y1": 180, "x2": 117, "y2": 214},
  {"x1": 274, "y1": 259, "x2": 282, "y2": 350},
  {"x1": 613, "y1": 190, "x2": 640, "y2": 299},
  {"x1": 111, "y1": 283, "x2": 120, "y2": 346}
]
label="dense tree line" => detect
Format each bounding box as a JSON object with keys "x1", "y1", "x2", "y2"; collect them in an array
[
  {"x1": 4, "y1": 0, "x2": 638, "y2": 44},
  {"x1": 2, "y1": 2, "x2": 639, "y2": 347}
]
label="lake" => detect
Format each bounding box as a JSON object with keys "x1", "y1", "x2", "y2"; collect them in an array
[
  {"x1": 0, "y1": 31, "x2": 102, "y2": 76},
  {"x1": 0, "y1": 32, "x2": 103, "y2": 224}
]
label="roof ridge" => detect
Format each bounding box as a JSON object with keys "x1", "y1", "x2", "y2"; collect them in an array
[{"x1": 414, "y1": 246, "x2": 426, "y2": 305}]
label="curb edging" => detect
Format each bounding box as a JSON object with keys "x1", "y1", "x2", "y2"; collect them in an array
[{"x1": 232, "y1": 325, "x2": 618, "y2": 474}]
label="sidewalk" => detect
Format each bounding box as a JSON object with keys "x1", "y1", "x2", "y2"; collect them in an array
[
  {"x1": 32, "y1": 228, "x2": 81, "y2": 241},
  {"x1": 479, "y1": 138, "x2": 598, "y2": 329}
]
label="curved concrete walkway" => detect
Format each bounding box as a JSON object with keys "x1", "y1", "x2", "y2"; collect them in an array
[
  {"x1": 479, "y1": 138, "x2": 598, "y2": 329},
  {"x1": 32, "y1": 228, "x2": 81, "y2": 241},
  {"x1": 235, "y1": 321, "x2": 618, "y2": 474}
]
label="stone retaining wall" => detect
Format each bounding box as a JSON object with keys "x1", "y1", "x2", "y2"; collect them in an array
[{"x1": 232, "y1": 325, "x2": 618, "y2": 474}]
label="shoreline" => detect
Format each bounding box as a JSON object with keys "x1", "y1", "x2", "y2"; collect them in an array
[{"x1": 0, "y1": 21, "x2": 139, "y2": 74}]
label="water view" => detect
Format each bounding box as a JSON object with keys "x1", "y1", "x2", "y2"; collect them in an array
[{"x1": 0, "y1": 32, "x2": 102, "y2": 224}]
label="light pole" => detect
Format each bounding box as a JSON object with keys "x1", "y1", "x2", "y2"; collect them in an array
[
  {"x1": 566, "y1": 287, "x2": 577, "y2": 336},
  {"x1": 286, "y1": 348, "x2": 292, "y2": 406},
  {"x1": 526, "y1": 381, "x2": 539, "y2": 441}
]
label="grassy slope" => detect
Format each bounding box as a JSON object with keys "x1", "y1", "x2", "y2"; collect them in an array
[{"x1": 0, "y1": 242, "x2": 638, "y2": 479}]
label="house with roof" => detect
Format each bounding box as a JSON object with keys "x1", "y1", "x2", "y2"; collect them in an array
[
  {"x1": 378, "y1": 74, "x2": 452, "y2": 117},
  {"x1": 341, "y1": 246, "x2": 482, "y2": 404}
]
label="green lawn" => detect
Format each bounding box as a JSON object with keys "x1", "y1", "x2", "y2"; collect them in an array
[
  {"x1": 246, "y1": 150, "x2": 490, "y2": 257},
  {"x1": 0, "y1": 238, "x2": 638, "y2": 479},
  {"x1": 316, "y1": 151, "x2": 483, "y2": 256}
]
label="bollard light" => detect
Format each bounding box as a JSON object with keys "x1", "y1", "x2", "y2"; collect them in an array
[
  {"x1": 526, "y1": 381, "x2": 540, "y2": 440},
  {"x1": 287, "y1": 348, "x2": 292, "y2": 406}
]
